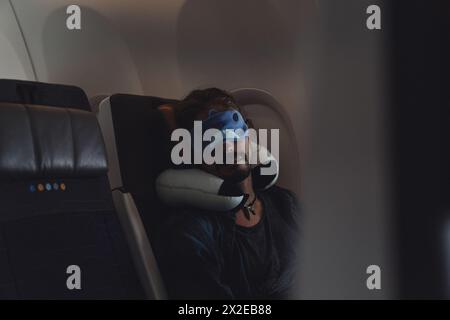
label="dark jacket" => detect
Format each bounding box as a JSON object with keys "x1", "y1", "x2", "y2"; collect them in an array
[{"x1": 154, "y1": 185, "x2": 301, "y2": 299}]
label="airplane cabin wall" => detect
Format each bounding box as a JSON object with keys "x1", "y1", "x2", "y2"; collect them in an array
[
  {"x1": 0, "y1": 0, "x2": 35, "y2": 81},
  {"x1": 10, "y1": 0, "x2": 144, "y2": 97},
  {"x1": 9, "y1": 0, "x2": 309, "y2": 196},
  {"x1": 299, "y1": 0, "x2": 393, "y2": 299}
]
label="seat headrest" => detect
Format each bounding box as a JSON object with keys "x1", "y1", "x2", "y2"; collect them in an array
[
  {"x1": 0, "y1": 79, "x2": 91, "y2": 111},
  {"x1": 97, "y1": 94, "x2": 178, "y2": 191},
  {"x1": 0, "y1": 103, "x2": 107, "y2": 180}
]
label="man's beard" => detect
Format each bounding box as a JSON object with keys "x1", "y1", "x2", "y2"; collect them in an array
[{"x1": 214, "y1": 151, "x2": 251, "y2": 183}]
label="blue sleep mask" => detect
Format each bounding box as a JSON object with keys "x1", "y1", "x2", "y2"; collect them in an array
[
  {"x1": 201, "y1": 109, "x2": 249, "y2": 141},
  {"x1": 187, "y1": 109, "x2": 249, "y2": 156}
]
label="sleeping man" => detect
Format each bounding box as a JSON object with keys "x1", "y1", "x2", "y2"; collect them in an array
[{"x1": 154, "y1": 88, "x2": 300, "y2": 299}]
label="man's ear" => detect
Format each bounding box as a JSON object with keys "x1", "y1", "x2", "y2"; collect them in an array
[{"x1": 158, "y1": 104, "x2": 177, "y2": 132}]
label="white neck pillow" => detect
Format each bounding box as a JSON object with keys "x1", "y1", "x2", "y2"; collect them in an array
[{"x1": 155, "y1": 143, "x2": 279, "y2": 212}]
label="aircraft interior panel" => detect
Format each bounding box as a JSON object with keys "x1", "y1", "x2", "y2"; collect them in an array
[{"x1": 0, "y1": 1, "x2": 35, "y2": 81}]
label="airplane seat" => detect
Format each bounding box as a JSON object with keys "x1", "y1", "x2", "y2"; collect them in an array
[
  {"x1": 0, "y1": 79, "x2": 145, "y2": 299},
  {"x1": 90, "y1": 95, "x2": 110, "y2": 114},
  {"x1": 97, "y1": 94, "x2": 178, "y2": 300},
  {"x1": 96, "y1": 90, "x2": 295, "y2": 299}
]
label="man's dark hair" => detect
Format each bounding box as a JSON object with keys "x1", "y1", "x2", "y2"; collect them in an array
[
  {"x1": 174, "y1": 88, "x2": 241, "y2": 130},
  {"x1": 184, "y1": 88, "x2": 236, "y2": 106}
]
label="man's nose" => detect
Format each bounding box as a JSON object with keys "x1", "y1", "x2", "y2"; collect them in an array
[{"x1": 223, "y1": 140, "x2": 235, "y2": 154}]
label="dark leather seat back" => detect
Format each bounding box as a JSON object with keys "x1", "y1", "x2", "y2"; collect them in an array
[
  {"x1": 98, "y1": 94, "x2": 177, "y2": 239},
  {"x1": 0, "y1": 80, "x2": 144, "y2": 299}
]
